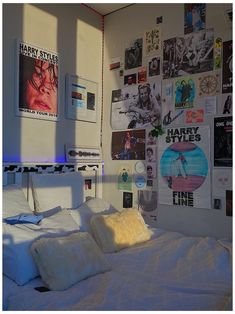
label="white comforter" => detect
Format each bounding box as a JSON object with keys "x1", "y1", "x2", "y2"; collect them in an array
[{"x1": 4, "y1": 228, "x2": 232, "y2": 311}]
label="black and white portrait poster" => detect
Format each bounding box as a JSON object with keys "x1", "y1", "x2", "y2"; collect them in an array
[
  {"x1": 214, "y1": 116, "x2": 232, "y2": 167},
  {"x1": 158, "y1": 126, "x2": 211, "y2": 209},
  {"x1": 16, "y1": 40, "x2": 59, "y2": 121},
  {"x1": 124, "y1": 73, "x2": 137, "y2": 86},
  {"x1": 222, "y1": 40, "x2": 232, "y2": 93},
  {"x1": 125, "y1": 38, "x2": 142, "y2": 70},
  {"x1": 144, "y1": 27, "x2": 161, "y2": 56},
  {"x1": 111, "y1": 80, "x2": 161, "y2": 130},
  {"x1": 138, "y1": 190, "x2": 158, "y2": 221},
  {"x1": 111, "y1": 129, "x2": 145, "y2": 160},
  {"x1": 163, "y1": 29, "x2": 214, "y2": 79},
  {"x1": 163, "y1": 37, "x2": 177, "y2": 79},
  {"x1": 148, "y1": 56, "x2": 160, "y2": 77},
  {"x1": 184, "y1": 3, "x2": 206, "y2": 34}
]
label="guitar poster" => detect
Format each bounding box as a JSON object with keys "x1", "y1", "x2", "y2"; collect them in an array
[
  {"x1": 111, "y1": 80, "x2": 161, "y2": 130},
  {"x1": 158, "y1": 126, "x2": 211, "y2": 209},
  {"x1": 111, "y1": 129, "x2": 145, "y2": 160}
]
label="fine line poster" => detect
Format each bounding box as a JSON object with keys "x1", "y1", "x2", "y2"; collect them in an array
[
  {"x1": 158, "y1": 126, "x2": 211, "y2": 209},
  {"x1": 16, "y1": 40, "x2": 59, "y2": 121}
]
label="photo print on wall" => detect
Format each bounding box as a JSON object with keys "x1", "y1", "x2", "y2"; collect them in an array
[
  {"x1": 111, "y1": 129, "x2": 146, "y2": 160},
  {"x1": 219, "y1": 94, "x2": 232, "y2": 115},
  {"x1": 124, "y1": 73, "x2": 137, "y2": 86},
  {"x1": 146, "y1": 163, "x2": 156, "y2": 179},
  {"x1": 148, "y1": 56, "x2": 160, "y2": 77},
  {"x1": 146, "y1": 125, "x2": 157, "y2": 146},
  {"x1": 146, "y1": 146, "x2": 156, "y2": 163},
  {"x1": 117, "y1": 165, "x2": 132, "y2": 191},
  {"x1": 161, "y1": 81, "x2": 184, "y2": 127},
  {"x1": 125, "y1": 38, "x2": 143, "y2": 70},
  {"x1": 16, "y1": 40, "x2": 59, "y2": 121},
  {"x1": 123, "y1": 192, "x2": 133, "y2": 208},
  {"x1": 214, "y1": 37, "x2": 222, "y2": 70},
  {"x1": 111, "y1": 80, "x2": 162, "y2": 130},
  {"x1": 213, "y1": 198, "x2": 221, "y2": 210},
  {"x1": 163, "y1": 29, "x2": 214, "y2": 79},
  {"x1": 185, "y1": 109, "x2": 204, "y2": 124},
  {"x1": 174, "y1": 76, "x2": 195, "y2": 109},
  {"x1": 138, "y1": 67, "x2": 147, "y2": 84},
  {"x1": 184, "y1": 3, "x2": 206, "y2": 34}
]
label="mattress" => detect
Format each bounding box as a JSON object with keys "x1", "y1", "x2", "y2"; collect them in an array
[{"x1": 3, "y1": 228, "x2": 232, "y2": 311}]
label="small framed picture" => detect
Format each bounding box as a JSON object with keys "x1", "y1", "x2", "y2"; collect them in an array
[
  {"x1": 66, "y1": 74, "x2": 98, "y2": 123},
  {"x1": 65, "y1": 145, "x2": 102, "y2": 162},
  {"x1": 123, "y1": 192, "x2": 133, "y2": 208}
]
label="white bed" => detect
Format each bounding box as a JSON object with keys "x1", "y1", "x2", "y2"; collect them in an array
[
  {"x1": 2, "y1": 163, "x2": 232, "y2": 311},
  {"x1": 3, "y1": 228, "x2": 232, "y2": 311}
]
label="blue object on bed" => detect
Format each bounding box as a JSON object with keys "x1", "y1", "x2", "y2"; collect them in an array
[{"x1": 4, "y1": 214, "x2": 43, "y2": 225}]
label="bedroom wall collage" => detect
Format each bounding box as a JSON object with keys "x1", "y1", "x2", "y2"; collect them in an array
[
  {"x1": 102, "y1": 3, "x2": 233, "y2": 239},
  {"x1": 3, "y1": 3, "x2": 232, "y2": 239}
]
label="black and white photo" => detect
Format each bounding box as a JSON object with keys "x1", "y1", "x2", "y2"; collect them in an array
[
  {"x1": 111, "y1": 80, "x2": 161, "y2": 130},
  {"x1": 125, "y1": 38, "x2": 142, "y2": 70}
]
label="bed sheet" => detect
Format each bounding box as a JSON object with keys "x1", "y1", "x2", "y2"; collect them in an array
[{"x1": 4, "y1": 228, "x2": 232, "y2": 311}]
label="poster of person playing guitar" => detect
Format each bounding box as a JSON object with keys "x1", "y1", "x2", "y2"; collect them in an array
[{"x1": 111, "y1": 80, "x2": 162, "y2": 130}]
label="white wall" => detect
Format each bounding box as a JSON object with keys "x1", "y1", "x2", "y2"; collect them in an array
[
  {"x1": 3, "y1": 3, "x2": 102, "y2": 162},
  {"x1": 102, "y1": 3, "x2": 232, "y2": 239}
]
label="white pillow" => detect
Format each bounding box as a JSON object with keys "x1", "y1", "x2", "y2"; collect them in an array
[
  {"x1": 31, "y1": 172, "x2": 84, "y2": 212},
  {"x1": 31, "y1": 232, "x2": 110, "y2": 291},
  {"x1": 3, "y1": 185, "x2": 33, "y2": 218},
  {"x1": 69, "y1": 197, "x2": 117, "y2": 233},
  {"x1": 90, "y1": 208, "x2": 153, "y2": 253},
  {"x1": 3, "y1": 208, "x2": 80, "y2": 286}
]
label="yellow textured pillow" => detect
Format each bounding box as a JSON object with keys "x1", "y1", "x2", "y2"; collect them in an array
[{"x1": 90, "y1": 208, "x2": 153, "y2": 253}]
